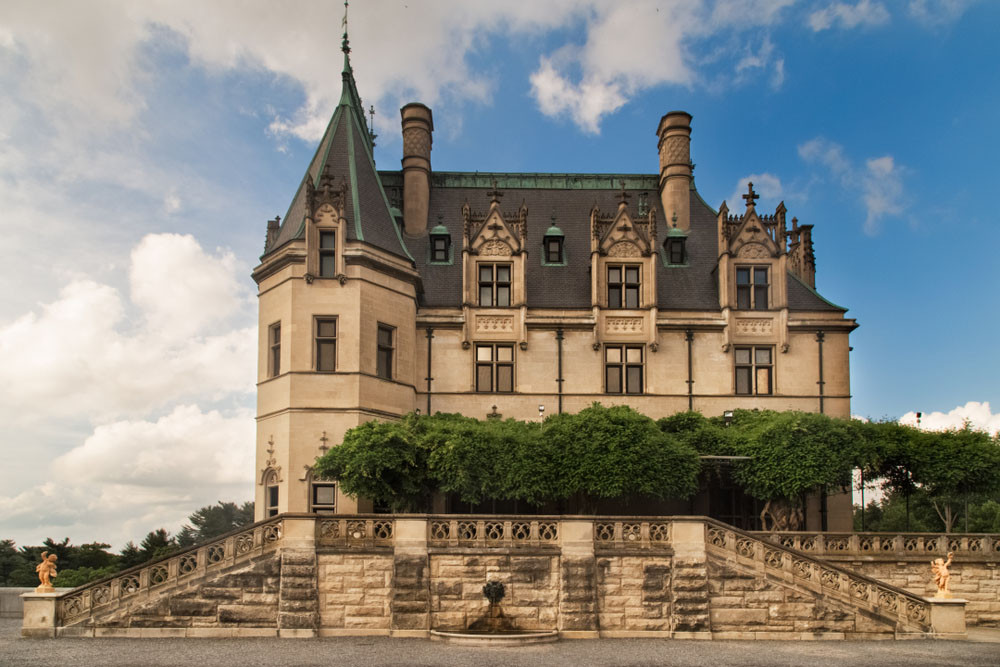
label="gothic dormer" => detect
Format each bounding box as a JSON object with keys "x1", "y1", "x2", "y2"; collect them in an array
[
  {"x1": 590, "y1": 183, "x2": 658, "y2": 312},
  {"x1": 592, "y1": 182, "x2": 657, "y2": 258},
  {"x1": 462, "y1": 182, "x2": 529, "y2": 311}
]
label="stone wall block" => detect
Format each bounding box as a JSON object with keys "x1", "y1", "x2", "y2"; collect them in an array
[{"x1": 218, "y1": 604, "x2": 277, "y2": 624}]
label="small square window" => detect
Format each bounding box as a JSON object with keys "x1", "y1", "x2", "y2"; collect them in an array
[
  {"x1": 475, "y1": 343, "x2": 515, "y2": 392},
  {"x1": 431, "y1": 235, "x2": 450, "y2": 262},
  {"x1": 316, "y1": 317, "x2": 337, "y2": 371},
  {"x1": 735, "y1": 345, "x2": 773, "y2": 395},
  {"x1": 478, "y1": 263, "x2": 512, "y2": 307},
  {"x1": 377, "y1": 324, "x2": 394, "y2": 380},
  {"x1": 608, "y1": 264, "x2": 640, "y2": 308},
  {"x1": 605, "y1": 344, "x2": 643, "y2": 394},
  {"x1": 736, "y1": 266, "x2": 769, "y2": 310},
  {"x1": 666, "y1": 238, "x2": 686, "y2": 265},
  {"x1": 311, "y1": 483, "x2": 337, "y2": 513}
]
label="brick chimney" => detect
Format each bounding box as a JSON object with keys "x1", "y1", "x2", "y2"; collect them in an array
[
  {"x1": 400, "y1": 103, "x2": 433, "y2": 235},
  {"x1": 656, "y1": 111, "x2": 692, "y2": 232}
]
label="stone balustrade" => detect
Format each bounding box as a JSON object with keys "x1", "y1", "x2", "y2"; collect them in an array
[{"x1": 754, "y1": 531, "x2": 1000, "y2": 560}]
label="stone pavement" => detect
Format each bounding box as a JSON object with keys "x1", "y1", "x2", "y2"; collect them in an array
[{"x1": 3, "y1": 619, "x2": 999, "y2": 667}]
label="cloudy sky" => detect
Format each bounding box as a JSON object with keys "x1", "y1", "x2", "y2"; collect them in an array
[{"x1": 1, "y1": 0, "x2": 998, "y2": 549}]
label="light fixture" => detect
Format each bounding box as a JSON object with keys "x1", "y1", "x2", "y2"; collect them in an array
[
  {"x1": 538, "y1": 405, "x2": 545, "y2": 418},
  {"x1": 723, "y1": 410, "x2": 734, "y2": 426}
]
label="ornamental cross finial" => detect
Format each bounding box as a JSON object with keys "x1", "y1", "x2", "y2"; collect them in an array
[
  {"x1": 617, "y1": 180, "x2": 631, "y2": 205},
  {"x1": 319, "y1": 431, "x2": 330, "y2": 453},
  {"x1": 487, "y1": 178, "x2": 504, "y2": 204},
  {"x1": 743, "y1": 181, "x2": 759, "y2": 208},
  {"x1": 341, "y1": 1, "x2": 350, "y2": 54}
]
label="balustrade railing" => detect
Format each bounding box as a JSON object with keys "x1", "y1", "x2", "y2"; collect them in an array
[
  {"x1": 753, "y1": 531, "x2": 1000, "y2": 558},
  {"x1": 427, "y1": 516, "x2": 559, "y2": 548},
  {"x1": 709, "y1": 520, "x2": 932, "y2": 631},
  {"x1": 316, "y1": 516, "x2": 394, "y2": 547},
  {"x1": 593, "y1": 519, "x2": 671, "y2": 549},
  {"x1": 57, "y1": 516, "x2": 283, "y2": 625}
]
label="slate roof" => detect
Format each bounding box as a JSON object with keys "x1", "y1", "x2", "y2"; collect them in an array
[{"x1": 263, "y1": 51, "x2": 411, "y2": 262}]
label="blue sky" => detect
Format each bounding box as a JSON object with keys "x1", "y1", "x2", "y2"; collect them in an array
[{"x1": 1, "y1": 0, "x2": 998, "y2": 548}]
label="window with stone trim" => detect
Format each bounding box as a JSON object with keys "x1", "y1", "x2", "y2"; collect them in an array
[
  {"x1": 268, "y1": 322, "x2": 281, "y2": 377},
  {"x1": 264, "y1": 470, "x2": 279, "y2": 517},
  {"x1": 666, "y1": 238, "x2": 686, "y2": 265},
  {"x1": 310, "y1": 482, "x2": 337, "y2": 513},
  {"x1": 475, "y1": 343, "x2": 514, "y2": 393},
  {"x1": 478, "y1": 263, "x2": 511, "y2": 307},
  {"x1": 431, "y1": 235, "x2": 450, "y2": 263},
  {"x1": 376, "y1": 324, "x2": 394, "y2": 379},
  {"x1": 608, "y1": 264, "x2": 640, "y2": 308},
  {"x1": 315, "y1": 317, "x2": 337, "y2": 371},
  {"x1": 736, "y1": 266, "x2": 769, "y2": 310},
  {"x1": 605, "y1": 344, "x2": 643, "y2": 394},
  {"x1": 319, "y1": 230, "x2": 336, "y2": 277},
  {"x1": 544, "y1": 237, "x2": 563, "y2": 264},
  {"x1": 735, "y1": 346, "x2": 773, "y2": 395}
]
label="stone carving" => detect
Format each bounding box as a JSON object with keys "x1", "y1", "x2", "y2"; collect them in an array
[
  {"x1": 480, "y1": 239, "x2": 511, "y2": 256},
  {"x1": 402, "y1": 126, "x2": 430, "y2": 156},
  {"x1": 661, "y1": 135, "x2": 688, "y2": 165},
  {"x1": 606, "y1": 317, "x2": 643, "y2": 334},
  {"x1": 735, "y1": 318, "x2": 773, "y2": 336},
  {"x1": 607, "y1": 241, "x2": 641, "y2": 257},
  {"x1": 476, "y1": 315, "x2": 514, "y2": 333},
  {"x1": 737, "y1": 243, "x2": 770, "y2": 259},
  {"x1": 36, "y1": 552, "x2": 58, "y2": 591},
  {"x1": 931, "y1": 552, "x2": 954, "y2": 598}
]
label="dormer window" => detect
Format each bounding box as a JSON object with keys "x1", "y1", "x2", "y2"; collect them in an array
[
  {"x1": 542, "y1": 218, "x2": 565, "y2": 265},
  {"x1": 319, "y1": 231, "x2": 336, "y2": 277},
  {"x1": 429, "y1": 220, "x2": 452, "y2": 264},
  {"x1": 666, "y1": 238, "x2": 686, "y2": 265}
]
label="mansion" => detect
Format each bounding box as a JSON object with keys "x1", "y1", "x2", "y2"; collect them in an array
[{"x1": 251, "y1": 46, "x2": 857, "y2": 529}]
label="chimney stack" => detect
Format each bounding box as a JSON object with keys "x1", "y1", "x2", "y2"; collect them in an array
[
  {"x1": 656, "y1": 111, "x2": 692, "y2": 232},
  {"x1": 400, "y1": 103, "x2": 433, "y2": 235}
]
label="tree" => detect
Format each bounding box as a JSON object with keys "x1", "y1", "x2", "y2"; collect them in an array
[
  {"x1": 726, "y1": 410, "x2": 861, "y2": 530},
  {"x1": 0, "y1": 539, "x2": 26, "y2": 586},
  {"x1": 139, "y1": 529, "x2": 177, "y2": 562},
  {"x1": 178, "y1": 501, "x2": 256, "y2": 545},
  {"x1": 118, "y1": 542, "x2": 144, "y2": 570},
  {"x1": 314, "y1": 419, "x2": 432, "y2": 512}
]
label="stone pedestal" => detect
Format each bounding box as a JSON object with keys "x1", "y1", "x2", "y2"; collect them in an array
[
  {"x1": 21, "y1": 592, "x2": 59, "y2": 638},
  {"x1": 927, "y1": 598, "x2": 966, "y2": 638}
]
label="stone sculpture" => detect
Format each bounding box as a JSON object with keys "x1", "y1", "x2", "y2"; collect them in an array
[
  {"x1": 931, "y1": 551, "x2": 954, "y2": 599},
  {"x1": 36, "y1": 552, "x2": 58, "y2": 592}
]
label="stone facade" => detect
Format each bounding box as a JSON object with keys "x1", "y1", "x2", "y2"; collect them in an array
[
  {"x1": 251, "y1": 41, "x2": 859, "y2": 530},
  {"x1": 34, "y1": 516, "x2": 970, "y2": 639}
]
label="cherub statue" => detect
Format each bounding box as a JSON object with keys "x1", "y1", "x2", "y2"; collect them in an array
[
  {"x1": 36, "y1": 551, "x2": 58, "y2": 590},
  {"x1": 930, "y1": 551, "x2": 954, "y2": 599}
]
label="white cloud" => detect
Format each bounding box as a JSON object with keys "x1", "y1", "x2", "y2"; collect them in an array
[
  {"x1": 907, "y1": 0, "x2": 977, "y2": 26},
  {"x1": 735, "y1": 37, "x2": 785, "y2": 91},
  {"x1": 808, "y1": 1, "x2": 891, "y2": 32},
  {"x1": 730, "y1": 173, "x2": 784, "y2": 209},
  {"x1": 899, "y1": 401, "x2": 1000, "y2": 436},
  {"x1": 1, "y1": 405, "x2": 254, "y2": 549},
  {"x1": 798, "y1": 137, "x2": 904, "y2": 234},
  {"x1": 0, "y1": 234, "x2": 255, "y2": 424}
]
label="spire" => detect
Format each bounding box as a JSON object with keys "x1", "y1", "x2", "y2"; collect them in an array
[{"x1": 341, "y1": 0, "x2": 351, "y2": 72}]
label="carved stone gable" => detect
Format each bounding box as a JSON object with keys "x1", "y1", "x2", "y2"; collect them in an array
[
  {"x1": 608, "y1": 242, "x2": 641, "y2": 257},
  {"x1": 480, "y1": 239, "x2": 512, "y2": 256},
  {"x1": 595, "y1": 205, "x2": 655, "y2": 256},
  {"x1": 467, "y1": 205, "x2": 525, "y2": 255}
]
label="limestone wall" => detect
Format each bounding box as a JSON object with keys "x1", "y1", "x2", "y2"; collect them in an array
[{"x1": 317, "y1": 552, "x2": 392, "y2": 632}]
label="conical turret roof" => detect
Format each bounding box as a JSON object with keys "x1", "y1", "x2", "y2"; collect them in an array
[{"x1": 263, "y1": 38, "x2": 411, "y2": 262}]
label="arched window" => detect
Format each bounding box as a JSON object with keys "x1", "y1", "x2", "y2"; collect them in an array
[{"x1": 264, "y1": 470, "x2": 280, "y2": 517}]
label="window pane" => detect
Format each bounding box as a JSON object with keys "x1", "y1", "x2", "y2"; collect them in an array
[
  {"x1": 313, "y1": 485, "x2": 336, "y2": 506},
  {"x1": 317, "y1": 341, "x2": 336, "y2": 371},
  {"x1": 320, "y1": 253, "x2": 335, "y2": 277},
  {"x1": 271, "y1": 348, "x2": 280, "y2": 376},
  {"x1": 476, "y1": 346, "x2": 493, "y2": 362},
  {"x1": 736, "y1": 268, "x2": 750, "y2": 285},
  {"x1": 476, "y1": 365, "x2": 492, "y2": 392},
  {"x1": 625, "y1": 286, "x2": 639, "y2": 308},
  {"x1": 754, "y1": 267, "x2": 768, "y2": 284},
  {"x1": 479, "y1": 265, "x2": 493, "y2": 282},
  {"x1": 626, "y1": 346, "x2": 642, "y2": 363},
  {"x1": 608, "y1": 266, "x2": 621, "y2": 283},
  {"x1": 496, "y1": 286, "x2": 510, "y2": 307},
  {"x1": 605, "y1": 346, "x2": 621, "y2": 363},
  {"x1": 755, "y1": 347, "x2": 771, "y2": 365},
  {"x1": 319, "y1": 231, "x2": 336, "y2": 249},
  {"x1": 756, "y1": 367, "x2": 772, "y2": 395},
  {"x1": 735, "y1": 367, "x2": 751, "y2": 394},
  {"x1": 608, "y1": 286, "x2": 621, "y2": 308},
  {"x1": 606, "y1": 366, "x2": 622, "y2": 393},
  {"x1": 737, "y1": 286, "x2": 751, "y2": 310},
  {"x1": 496, "y1": 265, "x2": 510, "y2": 282},
  {"x1": 479, "y1": 286, "x2": 492, "y2": 306},
  {"x1": 377, "y1": 350, "x2": 391, "y2": 379},
  {"x1": 268, "y1": 486, "x2": 278, "y2": 507},
  {"x1": 317, "y1": 319, "x2": 336, "y2": 337},
  {"x1": 496, "y1": 345, "x2": 513, "y2": 362},
  {"x1": 625, "y1": 266, "x2": 639, "y2": 283},
  {"x1": 496, "y1": 365, "x2": 513, "y2": 392},
  {"x1": 378, "y1": 326, "x2": 393, "y2": 347},
  {"x1": 735, "y1": 348, "x2": 751, "y2": 364},
  {"x1": 754, "y1": 285, "x2": 768, "y2": 310},
  {"x1": 626, "y1": 366, "x2": 642, "y2": 393},
  {"x1": 271, "y1": 325, "x2": 280, "y2": 344}
]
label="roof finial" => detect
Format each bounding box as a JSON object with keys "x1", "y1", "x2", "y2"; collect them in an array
[
  {"x1": 743, "y1": 181, "x2": 759, "y2": 209},
  {"x1": 487, "y1": 178, "x2": 504, "y2": 204},
  {"x1": 341, "y1": 0, "x2": 350, "y2": 55}
]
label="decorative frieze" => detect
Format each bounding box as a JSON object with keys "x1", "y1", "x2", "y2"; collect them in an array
[
  {"x1": 737, "y1": 243, "x2": 770, "y2": 259},
  {"x1": 607, "y1": 241, "x2": 642, "y2": 257},
  {"x1": 605, "y1": 317, "x2": 644, "y2": 334},
  {"x1": 479, "y1": 239, "x2": 512, "y2": 256},
  {"x1": 734, "y1": 318, "x2": 773, "y2": 336},
  {"x1": 476, "y1": 315, "x2": 514, "y2": 333}
]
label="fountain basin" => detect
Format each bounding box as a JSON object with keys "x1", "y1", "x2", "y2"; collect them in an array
[{"x1": 429, "y1": 629, "x2": 559, "y2": 646}]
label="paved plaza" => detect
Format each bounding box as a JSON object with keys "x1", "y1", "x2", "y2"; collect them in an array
[{"x1": 3, "y1": 619, "x2": 999, "y2": 666}]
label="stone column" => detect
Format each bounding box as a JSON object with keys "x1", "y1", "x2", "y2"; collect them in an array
[
  {"x1": 277, "y1": 515, "x2": 318, "y2": 637},
  {"x1": 21, "y1": 592, "x2": 59, "y2": 638},
  {"x1": 670, "y1": 520, "x2": 711, "y2": 638},
  {"x1": 927, "y1": 598, "x2": 967, "y2": 638},
  {"x1": 558, "y1": 519, "x2": 598, "y2": 637},
  {"x1": 391, "y1": 518, "x2": 431, "y2": 636}
]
